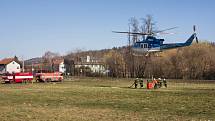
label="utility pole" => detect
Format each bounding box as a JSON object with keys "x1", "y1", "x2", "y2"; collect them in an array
[
  {"x1": 31, "y1": 63, "x2": 34, "y2": 73},
  {"x1": 22, "y1": 56, "x2": 25, "y2": 72}
]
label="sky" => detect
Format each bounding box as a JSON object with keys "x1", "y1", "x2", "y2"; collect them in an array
[{"x1": 0, "y1": 0, "x2": 215, "y2": 59}]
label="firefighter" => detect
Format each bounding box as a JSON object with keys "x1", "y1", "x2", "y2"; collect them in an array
[
  {"x1": 134, "y1": 78, "x2": 138, "y2": 88},
  {"x1": 163, "y1": 78, "x2": 167, "y2": 88},
  {"x1": 139, "y1": 78, "x2": 143, "y2": 88},
  {"x1": 158, "y1": 78, "x2": 162, "y2": 88},
  {"x1": 130, "y1": 78, "x2": 139, "y2": 88},
  {"x1": 153, "y1": 78, "x2": 158, "y2": 89}
]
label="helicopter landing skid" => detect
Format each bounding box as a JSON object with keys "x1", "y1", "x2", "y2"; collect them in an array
[{"x1": 132, "y1": 52, "x2": 162, "y2": 57}]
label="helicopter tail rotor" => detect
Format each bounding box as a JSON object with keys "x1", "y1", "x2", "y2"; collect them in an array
[
  {"x1": 195, "y1": 36, "x2": 199, "y2": 43},
  {"x1": 193, "y1": 25, "x2": 198, "y2": 43},
  {"x1": 193, "y1": 25, "x2": 196, "y2": 33}
]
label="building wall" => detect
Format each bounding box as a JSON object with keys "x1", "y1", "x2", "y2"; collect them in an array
[
  {"x1": 90, "y1": 65, "x2": 106, "y2": 73},
  {"x1": 59, "y1": 62, "x2": 66, "y2": 73},
  {"x1": 75, "y1": 64, "x2": 106, "y2": 74},
  {"x1": 6, "y1": 61, "x2": 21, "y2": 73}
]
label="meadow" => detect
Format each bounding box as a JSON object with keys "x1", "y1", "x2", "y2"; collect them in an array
[{"x1": 0, "y1": 77, "x2": 214, "y2": 121}]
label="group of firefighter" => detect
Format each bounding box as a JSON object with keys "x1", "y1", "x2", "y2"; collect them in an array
[{"x1": 131, "y1": 77, "x2": 167, "y2": 89}]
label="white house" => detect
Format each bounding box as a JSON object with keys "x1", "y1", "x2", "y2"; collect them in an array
[
  {"x1": 0, "y1": 58, "x2": 21, "y2": 74},
  {"x1": 52, "y1": 58, "x2": 74, "y2": 75},
  {"x1": 59, "y1": 61, "x2": 66, "y2": 73},
  {"x1": 75, "y1": 56, "x2": 107, "y2": 74},
  {"x1": 53, "y1": 59, "x2": 66, "y2": 73}
]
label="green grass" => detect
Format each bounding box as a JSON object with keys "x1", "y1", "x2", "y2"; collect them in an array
[{"x1": 0, "y1": 77, "x2": 215, "y2": 121}]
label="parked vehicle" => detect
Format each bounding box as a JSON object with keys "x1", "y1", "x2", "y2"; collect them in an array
[
  {"x1": 1, "y1": 72, "x2": 33, "y2": 83},
  {"x1": 35, "y1": 72, "x2": 63, "y2": 82}
]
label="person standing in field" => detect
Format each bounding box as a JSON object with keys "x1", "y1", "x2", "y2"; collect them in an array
[
  {"x1": 130, "y1": 78, "x2": 139, "y2": 88},
  {"x1": 134, "y1": 78, "x2": 138, "y2": 88},
  {"x1": 139, "y1": 78, "x2": 143, "y2": 88},
  {"x1": 153, "y1": 78, "x2": 158, "y2": 89},
  {"x1": 163, "y1": 78, "x2": 167, "y2": 88}
]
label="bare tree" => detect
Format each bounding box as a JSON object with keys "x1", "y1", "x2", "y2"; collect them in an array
[
  {"x1": 141, "y1": 15, "x2": 156, "y2": 34},
  {"x1": 104, "y1": 50, "x2": 125, "y2": 77},
  {"x1": 129, "y1": 17, "x2": 139, "y2": 43},
  {"x1": 42, "y1": 51, "x2": 60, "y2": 72}
]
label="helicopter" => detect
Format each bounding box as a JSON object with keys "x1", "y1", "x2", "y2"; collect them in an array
[{"x1": 113, "y1": 25, "x2": 198, "y2": 54}]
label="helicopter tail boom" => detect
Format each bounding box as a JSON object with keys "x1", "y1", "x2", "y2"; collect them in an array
[
  {"x1": 160, "y1": 33, "x2": 197, "y2": 50},
  {"x1": 183, "y1": 33, "x2": 196, "y2": 46}
]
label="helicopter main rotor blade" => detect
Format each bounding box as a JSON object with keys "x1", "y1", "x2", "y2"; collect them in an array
[
  {"x1": 112, "y1": 31, "x2": 151, "y2": 35},
  {"x1": 156, "y1": 32, "x2": 176, "y2": 35},
  {"x1": 154, "y1": 27, "x2": 178, "y2": 33},
  {"x1": 112, "y1": 31, "x2": 131, "y2": 34}
]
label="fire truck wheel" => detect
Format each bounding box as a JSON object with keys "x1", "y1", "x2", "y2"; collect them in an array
[
  {"x1": 58, "y1": 78, "x2": 62, "y2": 82},
  {"x1": 45, "y1": 78, "x2": 51, "y2": 83},
  {"x1": 22, "y1": 79, "x2": 27, "y2": 84},
  {"x1": 37, "y1": 79, "x2": 40, "y2": 82}
]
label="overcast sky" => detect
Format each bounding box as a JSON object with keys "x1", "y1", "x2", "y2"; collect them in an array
[{"x1": 0, "y1": 0, "x2": 214, "y2": 59}]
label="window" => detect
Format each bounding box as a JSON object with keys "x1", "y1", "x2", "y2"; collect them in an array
[
  {"x1": 144, "y1": 44, "x2": 148, "y2": 48},
  {"x1": 141, "y1": 44, "x2": 144, "y2": 48},
  {"x1": 141, "y1": 43, "x2": 148, "y2": 48}
]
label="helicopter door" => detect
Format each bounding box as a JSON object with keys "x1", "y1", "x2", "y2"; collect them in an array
[
  {"x1": 141, "y1": 43, "x2": 148, "y2": 51},
  {"x1": 141, "y1": 43, "x2": 148, "y2": 48},
  {"x1": 144, "y1": 43, "x2": 148, "y2": 48}
]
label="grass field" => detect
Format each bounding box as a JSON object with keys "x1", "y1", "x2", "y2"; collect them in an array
[{"x1": 0, "y1": 77, "x2": 215, "y2": 121}]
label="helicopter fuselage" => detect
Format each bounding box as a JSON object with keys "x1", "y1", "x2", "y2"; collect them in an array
[
  {"x1": 132, "y1": 33, "x2": 196, "y2": 53},
  {"x1": 132, "y1": 36, "x2": 164, "y2": 52}
]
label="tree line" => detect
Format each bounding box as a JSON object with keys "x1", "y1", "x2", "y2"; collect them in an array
[
  {"x1": 63, "y1": 42, "x2": 215, "y2": 80},
  {"x1": 38, "y1": 42, "x2": 215, "y2": 79}
]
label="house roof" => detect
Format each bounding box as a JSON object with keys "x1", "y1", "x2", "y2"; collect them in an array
[
  {"x1": 53, "y1": 59, "x2": 64, "y2": 65},
  {"x1": 0, "y1": 58, "x2": 18, "y2": 65}
]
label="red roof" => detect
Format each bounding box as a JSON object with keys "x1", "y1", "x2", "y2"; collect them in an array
[
  {"x1": 53, "y1": 59, "x2": 64, "y2": 65},
  {"x1": 0, "y1": 58, "x2": 16, "y2": 65}
]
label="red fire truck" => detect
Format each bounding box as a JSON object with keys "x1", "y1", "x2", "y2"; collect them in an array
[
  {"x1": 1, "y1": 72, "x2": 33, "y2": 83},
  {"x1": 35, "y1": 72, "x2": 63, "y2": 82}
]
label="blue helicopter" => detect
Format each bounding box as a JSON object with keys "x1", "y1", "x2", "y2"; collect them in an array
[{"x1": 113, "y1": 25, "x2": 198, "y2": 53}]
